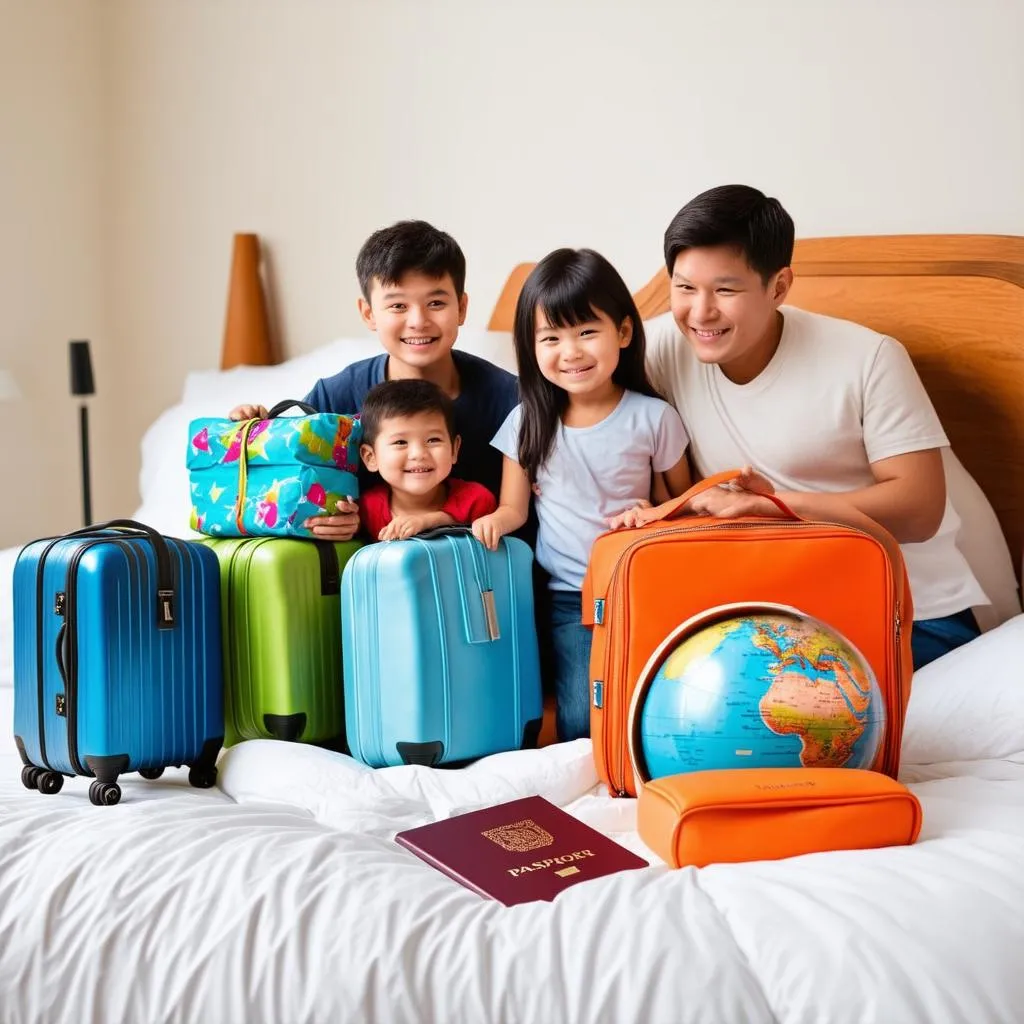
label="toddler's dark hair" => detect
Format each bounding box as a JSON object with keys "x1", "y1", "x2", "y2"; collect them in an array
[{"x1": 359, "y1": 379, "x2": 456, "y2": 447}]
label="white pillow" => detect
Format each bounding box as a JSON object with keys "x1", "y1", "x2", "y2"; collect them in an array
[
  {"x1": 181, "y1": 337, "x2": 382, "y2": 409},
  {"x1": 942, "y1": 448, "x2": 1021, "y2": 631},
  {"x1": 901, "y1": 613, "x2": 1024, "y2": 766},
  {"x1": 181, "y1": 328, "x2": 517, "y2": 408}
]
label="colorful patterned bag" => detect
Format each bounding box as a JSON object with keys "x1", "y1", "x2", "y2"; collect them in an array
[{"x1": 187, "y1": 400, "x2": 361, "y2": 538}]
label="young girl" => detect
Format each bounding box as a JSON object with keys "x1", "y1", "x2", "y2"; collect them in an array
[{"x1": 472, "y1": 248, "x2": 691, "y2": 742}]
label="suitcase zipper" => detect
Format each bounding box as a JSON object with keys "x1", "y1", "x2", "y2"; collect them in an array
[
  {"x1": 31, "y1": 536, "x2": 77, "y2": 771},
  {"x1": 599, "y1": 519, "x2": 905, "y2": 794}
]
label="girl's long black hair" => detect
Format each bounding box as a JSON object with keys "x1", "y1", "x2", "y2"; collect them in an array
[{"x1": 513, "y1": 247, "x2": 660, "y2": 483}]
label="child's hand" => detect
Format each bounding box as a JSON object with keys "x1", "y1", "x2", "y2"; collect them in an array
[
  {"x1": 378, "y1": 513, "x2": 433, "y2": 542},
  {"x1": 304, "y1": 497, "x2": 360, "y2": 540},
  {"x1": 605, "y1": 499, "x2": 652, "y2": 531},
  {"x1": 229, "y1": 404, "x2": 270, "y2": 421},
  {"x1": 471, "y1": 513, "x2": 505, "y2": 551}
]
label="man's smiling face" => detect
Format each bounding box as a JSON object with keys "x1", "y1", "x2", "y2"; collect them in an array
[{"x1": 669, "y1": 244, "x2": 791, "y2": 384}]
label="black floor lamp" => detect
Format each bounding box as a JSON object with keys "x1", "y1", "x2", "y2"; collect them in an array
[{"x1": 69, "y1": 340, "x2": 95, "y2": 527}]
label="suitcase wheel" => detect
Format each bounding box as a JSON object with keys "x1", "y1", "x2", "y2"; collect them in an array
[
  {"x1": 36, "y1": 771, "x2": 64, "y2": 795},
  {"x1": 20, "y1": 766, "x2": 42, "y2": 790},
  {"x1": 188, "y1": 765, "x2": 218, "y2": 789},
  {"x1": 89, "y1": 781, "x2": 121, "y2": 806},
  {"x1": 138, "y1": 767, "x2": 165, "y2": 781}
]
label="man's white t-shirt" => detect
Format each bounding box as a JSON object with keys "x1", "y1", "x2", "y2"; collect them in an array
[
  {"x1": 646, "y1": 306, "x2": 988, "y2": 621},
  {"x1": 492, "y1": 390, "x2": 689, "y2": 592}
]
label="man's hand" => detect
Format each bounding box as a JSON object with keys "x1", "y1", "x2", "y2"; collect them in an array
[
  {"x1": 689, "y1": 488, "x2": 780, "y2": 518},
  {"x1": 605, "y1": 499, "x2": 653, "y2": 531},
  {"x1": 734, "y1": 464, "x2": 776, "y2": 497},
  {"x1": 472, "y1": 513, "x2": 505, "y2": 551},
  {"x1": 378, "y1": 512, "x2": 452, "y2": 542},
  {"x1": 304, "y1": 498, "x2": 360, "y2": 540},
  {"x1": 685, "y1": 465, "x2": 780, "y2": 518},
  {"x1": 229, "y1": 404, "x2": 270, "y2": 421}
]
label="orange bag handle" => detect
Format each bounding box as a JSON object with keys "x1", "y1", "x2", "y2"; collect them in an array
[{"x1": 641, "y1": 469, "x2": 800, "y2": 524}]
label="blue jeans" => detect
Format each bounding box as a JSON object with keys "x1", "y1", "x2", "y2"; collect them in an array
[
  {"x1": 548, "y1": 589, "x2": 592, "y2": 742},
  {"x1": 911, "y1": 608, "x2": 980, "y2": 670}
]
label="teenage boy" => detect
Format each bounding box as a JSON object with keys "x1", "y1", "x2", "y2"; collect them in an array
[{"x1": 230, "y1": 219, "x2": 519, "y2": 541}]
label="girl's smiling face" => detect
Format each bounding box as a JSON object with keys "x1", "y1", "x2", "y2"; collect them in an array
[{"x1": 533, "y1": 306, "x2": 632, "y2": 400}]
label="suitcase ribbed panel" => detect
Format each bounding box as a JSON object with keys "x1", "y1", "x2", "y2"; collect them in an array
[
  {"x1": 343, "y1": 542, "x2": 387, "y2": 766},
  {"x1": 12, "y1": 532, "x2": 223, "y2": 780},
  {"x1": 75, "y1": 539, "x2": 223, "y2": 774},
  {"x1": 206, "y1": 538, "x2": 358, "y2": 745},
  {"x1": 341, "y1": 535, "x2": 542, "y2": 768}
]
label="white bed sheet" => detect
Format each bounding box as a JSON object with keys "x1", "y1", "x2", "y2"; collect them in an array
[{"x1": 2, "y1": 616, "x2": 1024, "y2": 1024}]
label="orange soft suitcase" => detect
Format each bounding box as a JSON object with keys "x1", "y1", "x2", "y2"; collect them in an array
[{"x1": 581, "y1": 470, "x2": 914, "y2": 797}]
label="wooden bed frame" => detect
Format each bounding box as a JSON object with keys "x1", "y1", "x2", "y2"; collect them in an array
[
  {"x1": 226, "y1": 233, "x2": 1024, "y2": 580},
  {"x1": 489, "y1": 235, "x2": 1024, "y2": 579}
]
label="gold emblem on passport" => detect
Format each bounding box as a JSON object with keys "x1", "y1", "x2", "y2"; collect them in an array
[{"x1": 482, "y1": 819, "x2": 554, "y2": 853}]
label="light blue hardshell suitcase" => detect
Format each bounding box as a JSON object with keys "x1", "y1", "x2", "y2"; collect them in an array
[
  {"x1": 341, "y1": 530, "x2": 543, "y2": 768},
  {"x1": 12, "y1": 520, "x2": 224, "y2": 805}
]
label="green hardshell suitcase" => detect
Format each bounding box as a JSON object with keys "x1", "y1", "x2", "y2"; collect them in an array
[{"x1": 202, "y1": 538, "x2": 361, "y2": 747}]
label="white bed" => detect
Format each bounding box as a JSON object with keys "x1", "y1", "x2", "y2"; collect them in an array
[
  {"x1": 2, "y1": 628, "x2": 1024, "y2": 1023},
  {"x1": 3, "y1": 238, "x2": 1024, "y2": 1024}
]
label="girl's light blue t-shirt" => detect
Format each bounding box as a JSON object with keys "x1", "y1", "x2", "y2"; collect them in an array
[{"x1": 491, "y1": 390, "x2": 689, "y2": 592}]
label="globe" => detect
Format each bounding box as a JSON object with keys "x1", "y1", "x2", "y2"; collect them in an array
[{"x1": 637, "y1": 610, "x2": 886, "y2": 780}]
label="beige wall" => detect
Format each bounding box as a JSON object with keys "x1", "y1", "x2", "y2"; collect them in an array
[
  {"x1": 3, "y1": 0, "x2": 1023, "y2": 547},
  {"x1": 0, "y1": 0, "x2": 108, "y2": 547}
]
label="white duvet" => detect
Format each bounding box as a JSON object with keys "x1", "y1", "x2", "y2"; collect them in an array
[{"x1": 2, "y1": 616, "x2": 1024, "y2": 1024}]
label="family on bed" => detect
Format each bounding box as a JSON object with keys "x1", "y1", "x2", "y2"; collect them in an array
[{"x1": 229, "y1": 184, "x2": 987, "y2": 744}]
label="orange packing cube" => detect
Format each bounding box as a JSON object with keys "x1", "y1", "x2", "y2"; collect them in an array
[
  {"x1": 581, "y1": 470, "x2": 914, "y2": 797},
  {"x1": 636, "y1": 767, "x2": 923, "y2": 869}
]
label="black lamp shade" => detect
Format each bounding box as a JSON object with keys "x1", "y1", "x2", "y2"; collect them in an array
[{"x1": 69, "y1": 340, "x2": 95, "y2": 397}]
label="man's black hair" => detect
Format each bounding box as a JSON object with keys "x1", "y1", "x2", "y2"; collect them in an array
[{"x1": 663, "y1": 185, "x2": 794, "y2": 283}]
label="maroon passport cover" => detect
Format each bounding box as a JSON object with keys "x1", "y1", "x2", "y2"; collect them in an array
[{"x1": 394, "y1": 795, "x2": 648, "y2": 906}]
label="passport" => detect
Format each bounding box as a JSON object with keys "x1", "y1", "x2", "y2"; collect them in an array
[{"x1": 394, "y1": 795, "x2": 648, "y2": 906}]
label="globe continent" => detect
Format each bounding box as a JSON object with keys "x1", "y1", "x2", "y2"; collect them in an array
[{"x1": 638, "y1": 612, "x2": 886, "y2": 780}]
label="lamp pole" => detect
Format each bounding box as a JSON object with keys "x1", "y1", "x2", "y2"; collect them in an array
[
  {"x1": 69, "y1": 340, "x2": 95, "y2": 527},
  {"x1": 79, "y1": 402, "x2": 92, "y2": 527}
]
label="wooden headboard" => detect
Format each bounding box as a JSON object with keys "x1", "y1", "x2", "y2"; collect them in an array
[{"x1": 490, "y1": 235, "x2": 1024, "y2": 575}]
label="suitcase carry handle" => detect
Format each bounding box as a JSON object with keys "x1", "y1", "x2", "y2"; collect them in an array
[
  {"x1": 64, "y1": 518, "x2": 176, "y2": 629},
  {"x1": 641, "y1": 469, "x2": 800, "y2": 525},
  {"x1": 55, "y1": 623, "x2": 69, "y2": 692},
  {"x1": 265, "y1": 399, "x2": 318, "y2": 418},
  {"x1": 415, "y1": 526, "x2": 501, "y2": 642}
]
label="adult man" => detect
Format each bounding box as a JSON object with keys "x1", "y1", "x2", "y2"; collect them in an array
[{"x1": 646, "y1": 184, "x2": 988, "y2": 668}]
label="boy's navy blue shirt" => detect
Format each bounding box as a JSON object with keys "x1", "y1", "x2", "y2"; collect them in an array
[{"x1": 304, "y1": 349, "x2": 519, "y2": 500}]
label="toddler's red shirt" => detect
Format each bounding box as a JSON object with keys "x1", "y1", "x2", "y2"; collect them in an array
[{"x1": 359, "y1": 479, "x2": 497, "y2": 540}]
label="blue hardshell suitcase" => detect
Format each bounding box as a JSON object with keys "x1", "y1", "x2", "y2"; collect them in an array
[
  {"x1": 12, "y1": 520, "x2": 224, "y2": 805},
  {"x1": 341, "y1": 530, "x2": 543, "y2": 768}
]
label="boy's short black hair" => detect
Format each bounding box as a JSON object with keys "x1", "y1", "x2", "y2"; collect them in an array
[
  {"x1": 356, "y1": 220, "x2": 467, "y2": 301},
  {"x1": 359, "y1": 379, "x2": 457, "y2": 447},
  {"x1": 663, "y1": 185, "x2": 795, "y2": 284}
]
